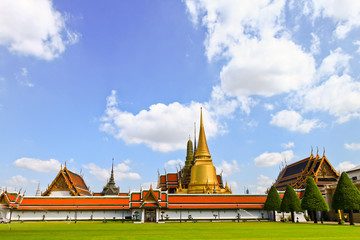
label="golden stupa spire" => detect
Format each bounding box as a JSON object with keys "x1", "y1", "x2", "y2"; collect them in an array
[
  {"x1": 195, "y1": 107, "x2": 211, "y2": 158},
  {"x1": 187, "y1": 108, "x2": 224, "y2": 194}
]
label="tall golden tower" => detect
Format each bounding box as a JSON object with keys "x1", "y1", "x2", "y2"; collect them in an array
[{"x1": 187, "y1": 108, "x2": 223, "y2": 194}]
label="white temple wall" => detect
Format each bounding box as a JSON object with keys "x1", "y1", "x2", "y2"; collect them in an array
[
  {"x1": 4, "y1": 208, "x2": 277, "y2": 222},
  {"x1": 11, "y1": 209, "x2": 132, "y2": 221},
  {"x1": 274, "y1": 211, "x2": 306, "y2": 222},
  {"x1": 0, "y1": 208, "x2": 8, "y2": 220},
  {"x1": 158, "y1": 209, "x2": 269, "y2": 221},
  {"x1": 49, "y1": 191, "x2": 71, "y2": 196}
]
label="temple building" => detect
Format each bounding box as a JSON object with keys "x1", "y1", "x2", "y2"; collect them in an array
[
  {"x1": 94, "y1": 160, "x2": 120, "y2": 196},
  {"x1": 42, "y1": 165, "x2": 91, "y2": 196},
  {"x1": 274, "y1": 148, "x2": 339, "y2": 192}
]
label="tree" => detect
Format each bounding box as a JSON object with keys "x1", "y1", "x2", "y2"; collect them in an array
[
  {"x1": 264, "y1": 185, "x2": 281, "y2": 222},
  {"x1": 280, "y1": 185, "x2": 302, "y2": 223},
  {"x1": 332, "y1": 172, "x2": 360, "y2": 225},
  {"x1": 301, "y1": 177, "x2": 329, "y2": 223}
]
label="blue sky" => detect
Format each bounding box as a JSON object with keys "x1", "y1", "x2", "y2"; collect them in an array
[{"x1": 1, "y1": 0, "x2": 360, "y2": 195}]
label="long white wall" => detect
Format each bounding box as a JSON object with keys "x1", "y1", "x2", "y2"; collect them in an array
[
  {"x1": 7, "y1": 208, "x2": 272, "y2": 222},
  {"x1": 157, "y1": 209, "x2": 269, "y2": 221},
  {"x1": 11, "y1": 209, "x2": 132, "y2": 221}
]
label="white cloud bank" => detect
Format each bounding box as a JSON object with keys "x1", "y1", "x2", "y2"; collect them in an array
[
  {"x1": 4, "y1": 175, "x2": 37, "y2": 187},
  {"x1": 185, "y1": 0, "x2": 316, "y2": 100},
  {"x1": 184, "y1": 0, "x2": 360, "y2": 132},
  {"x1": 0, "y1": 0, "x2": 79, "y2": 60},
  {"x1": 13, "y1": 157, "x2": 61, "y2": 173},
  {"x1": 307, "y1": 0, "x2": 360, "y2": 39},
  {"x1": 100, "y1": 89, "x2": 239, "y2": 152},
  {"x1": 83, "y1": 160, "x2": 141, "y2": 182},
  {"x1": 254, "y1": 150, "x2": 294, "y2": 167}
]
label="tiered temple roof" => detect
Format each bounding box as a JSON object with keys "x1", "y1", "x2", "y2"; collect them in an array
[
  {"x1": 274, "y1": 149, "x2": 339, "y2": 192},
  {"x1": 42, "y1": 166, "x2": 91, "y2": 196}
]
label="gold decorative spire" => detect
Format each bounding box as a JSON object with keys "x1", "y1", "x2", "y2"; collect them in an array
[{"x1": 195, "y1": 107, "x2": 211, "y2": 158}]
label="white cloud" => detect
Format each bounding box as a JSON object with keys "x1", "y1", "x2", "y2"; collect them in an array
[
  {"x1": 13, "y1": 157, "x2": 61, "y2": 173},
  {"x1": 216, "y1": 160, "x2": 240, "y2": 177},
  {"x1": 184, "y1": 1, "x2": 360, "y2": 127},
  {"x1": 185, "y1": 0, "x2": 316, "y2": 101},
  {"x1": 317, "y1": 48, "x2": 351, "y2": 78},
  {"x1": 308, "y1": 0, "x2": 360, "y2": 39},
  {"x1": 228, "y1": 180, "x2": 239, "y2": 193},
  {"x1": 354, "y1": 40, "x2": 360, "y2": 54},
  {"x1": 220, "y1": 38, "x2": 315, "y2": 98},
  {"x1": 164, "y1": 159, "x2": 184, "y2": 171},
  {"x1": 345, "y1": 142, "x2": 360, "y2": 151},
  {"x1": 16, "y1": 67, "x2": 34, "y2": 87},
  {"x1": 100, "y1": 90, "x2": 238, "y2": 152},
  {"x1": 310, "y1": 32, "x2": 320, "y2": 54},
  {"x1": 250, "y1": 174, "x2": 274, "y2": 194},
  {"x1": 281, "y1": 142, "x2": 295, "y2": 149},
  {"x1": 253, "y1": 186, "x2": 268, "y2": 194},
  {"x1": 336, "y1": 161, "x2": 357, "y2": 172},
  {"x1": 270, "y1": 110, "x2": 324, "y2": 133},
  {"x1": 4, "y1": 175, "x2": 37, "y2": 187},
  {"x1": 257, "y1": 174, "x2": 273, "y2": 186},
  {"x1": 83, "y1": 160, "x2": 141, "y2": 182},
  {"x1": 254, "y1": 150, "x2": 294, "y2": 167},
  {"x1": 0, "y1": 0, "x2": 79, "y2": 60},
  {"x1": 247, "y1": 120, "x2": 258, "y2": 128},
  {"x1": 264, "y1": 103, "x2": 274, "y2": 111},
  {"x1": 299, "y1": 74, "x2": 360, "y2": 123}
]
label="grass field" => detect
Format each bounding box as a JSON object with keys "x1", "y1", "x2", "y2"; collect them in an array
[{"x1": 0, "y1": 221, "x2": 359, "y2": 240}]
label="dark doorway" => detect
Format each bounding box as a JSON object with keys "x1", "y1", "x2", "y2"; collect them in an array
[{"x1": 145, "y1": 209, "x2": 156, "y2": 222}]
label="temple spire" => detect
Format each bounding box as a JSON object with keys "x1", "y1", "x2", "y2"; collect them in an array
[
  {"x1": 185, "y1": 137, "x2": 193, "y2": 167},
  {"x1": 109, "y1": 158, "x2": 115, "y2": 185},
  {"x1": 194, "y1": 107, "x2": 211, "y2": 158},
  {"x1": 35, "y1": 182, "x2": 41, "y2": 196},
  {"x1": 194, "y1": 122, "x2": 197, "y2": 152}
]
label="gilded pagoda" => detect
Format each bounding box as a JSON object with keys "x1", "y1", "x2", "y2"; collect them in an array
[{"x1": 158, "y1": 108, "x2": 232, "y2": 194}]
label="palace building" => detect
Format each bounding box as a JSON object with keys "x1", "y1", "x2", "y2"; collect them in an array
[{"x1": 0, "y1": 109, "x2": 311, "y2": 223}]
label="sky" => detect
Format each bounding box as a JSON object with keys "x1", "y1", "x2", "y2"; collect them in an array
[{"x1": 1, "y1": 0, "x2": 360, "y2": 195}]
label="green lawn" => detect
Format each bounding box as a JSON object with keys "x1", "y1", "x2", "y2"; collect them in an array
[{"x1": 0, "y1": 221, "x2": 358, "y2": 240}]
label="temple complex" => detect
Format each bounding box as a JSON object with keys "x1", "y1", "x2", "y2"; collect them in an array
[{"x1": 0, "y1": 108, "x2": 326, "y2": 223}]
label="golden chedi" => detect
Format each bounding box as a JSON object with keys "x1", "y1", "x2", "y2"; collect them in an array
[{"x1": 186, "y1": 108, "x2": 231, "y2": 194}]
